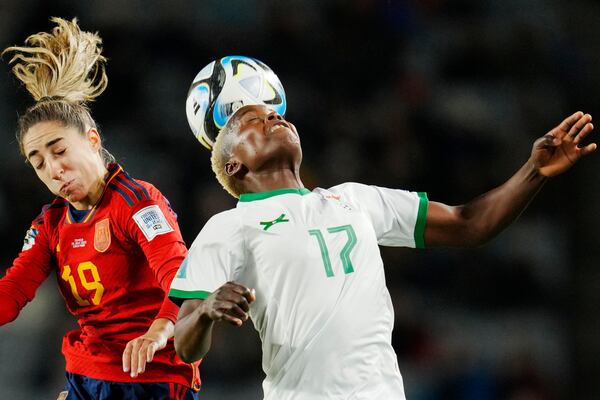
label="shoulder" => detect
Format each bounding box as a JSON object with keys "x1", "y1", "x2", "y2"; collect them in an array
[
  {"x1": 325, "y1": 182, "x2": 371, "y2": 197},
  {"x1": 326, "y1": 182, "x2": 420, "y2": 201},
  {"x1": 203, "y1": 208, "x2": 241, "y2": 235},
  {"x1": 322, "y1": 182, "x2": 425, "y2": 216},
  {"x1": 317, "y1": 182, "x2": 376, "y2": 206},
  {"x1": 32, "y1": 197, "x2": 67, "y2": 228},
  {"x1": 190, "y1": 208, "x2": 241, "y2": 248},
  {"x1": 107, "y1": 168, "x2": 154, "y2": 208}
]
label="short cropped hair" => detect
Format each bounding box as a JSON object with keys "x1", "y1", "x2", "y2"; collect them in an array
[{"x1": 210, "y1": 116, "x2": 242, "y2": 198}]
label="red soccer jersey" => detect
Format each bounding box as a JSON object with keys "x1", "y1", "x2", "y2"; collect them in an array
[{"x1": 0, "y1": 163, "x2": 200, "y2": 389}]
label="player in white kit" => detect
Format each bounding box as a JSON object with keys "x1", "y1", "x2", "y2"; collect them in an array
[{"x1": 169, "y1": 105, "x2": 595, "y2": 399}]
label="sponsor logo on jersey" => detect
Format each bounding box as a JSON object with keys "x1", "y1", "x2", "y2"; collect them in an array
[
  {"x1": 71, "y1": 238, "x2": 87, "y2": 248},
  {"x1": 22, "y1": 226, "x2": 38, "y2": 251},
  {"x1": 133, "y1": 205, "x2": 174, "y2": 241},
  {"x1": 324, "y1": 193, "x2": 352, "y2": 211},
  {"x1": 259, "y1": 213, "x2": 289, "y2": 231},
  {"x1": 94, "y1": 218, "x2": 111, "y2": 252}
]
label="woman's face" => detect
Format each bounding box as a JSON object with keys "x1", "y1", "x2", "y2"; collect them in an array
[
  {"x1": 225, "y1": 104, "x2": 302, "y2": 174},
  {"x1": 22, "y1": 120, "x2": 106, "y2": 209}
]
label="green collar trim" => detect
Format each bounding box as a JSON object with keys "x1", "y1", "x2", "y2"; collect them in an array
[{"x1": 239, "y1": 188, "x2": 311, "y2": 202}]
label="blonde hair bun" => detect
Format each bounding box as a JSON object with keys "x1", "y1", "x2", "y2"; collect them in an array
[{"x1": 3, "y1": 17, "x2": 107, "y2": 104}]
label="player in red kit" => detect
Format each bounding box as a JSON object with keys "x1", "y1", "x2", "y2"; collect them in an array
[{"x1": 1, "y1": 18, "x2": 200, "y2": 399}]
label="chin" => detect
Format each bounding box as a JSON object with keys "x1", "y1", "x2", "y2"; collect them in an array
[
  {"x1": 63, "y1": 191, "x2": 85, "y2": 204},
  {"x1": 286, "y1": 131, "x2": 300, "y2": 145}
]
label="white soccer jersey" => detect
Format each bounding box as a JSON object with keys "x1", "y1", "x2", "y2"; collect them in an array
[{"x1": 169, "y1": 183, "x2": 428, "y2": 400}]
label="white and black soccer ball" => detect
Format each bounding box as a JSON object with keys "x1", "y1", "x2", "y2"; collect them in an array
[{"x1": 185, "y1": 55, "x2": 287, "y2": 150}]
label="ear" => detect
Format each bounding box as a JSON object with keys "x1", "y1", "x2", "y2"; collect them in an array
[
  {"x1": 225, "y1": 159, "x2": 243, "y2": 177},
  {"x1": 87, "y1": 128, "x2": 101, "y2": 151}
]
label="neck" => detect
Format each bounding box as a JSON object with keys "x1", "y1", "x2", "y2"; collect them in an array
[{"x1": 239, "y1": 168, "x2": 304, "y2": 194}]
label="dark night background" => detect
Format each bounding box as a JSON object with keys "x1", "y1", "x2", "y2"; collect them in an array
[{"x1": 0, "y1": 1, "x2": 599, "y2": 399}]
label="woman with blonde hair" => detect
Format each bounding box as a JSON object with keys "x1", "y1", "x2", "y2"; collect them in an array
[{"x1": 0, "y1": 18, "x2": 200, "y2": 399}]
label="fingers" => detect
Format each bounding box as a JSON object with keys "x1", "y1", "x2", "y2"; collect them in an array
[
  {"x1": 123, "y1": 338, "x2": 156, "y2": 377},
  {"x1": 146, "y1": 341, "x2": 158, "y2": 363},
  {"x1": 247, "y1": 288, "x2": 257, "y2": 303},
  {"x1": 567, "y1": 113, "x2": 592, "y2": 139},
  {"x1": 573, "y1": 121, "x2": 594, "y2": 144},
  {"x1": 209, "y1": 300, "x2": 251, "y2": 326},
  {"x1": 558, "y1": 111, "x2": 584, "y2": 133},
  {"x1": 580, "y1": 142, "x2": 598, "y2": 156},
  {"x1": 122, "y1": 341, "x2": 132, "y2": 374},
  {"x1": 567, "y1": 113, "x2": 596, "y2": 156},
  {"x1": 204, "y1": 282, "x2": 256, "y2": 326},
  {"x1": 122, "y1": 339, "x2": 141, "y2": 377},
  {"x1": 225, "y1": 282, "x2": 257, "y2": 305},
  {"x1": 213, "y1": 309, "x2": 245, "y2": 327}
]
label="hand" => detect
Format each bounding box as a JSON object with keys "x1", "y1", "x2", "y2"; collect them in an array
[
  {"x1": 122, "y1": 319, "x2": 172, "y2": 378},
  {"x1": 531, "y1": 111, "x2": 596, "y2": 177},
  {"x1": 198, "y1": 281, "x2": 256, "y2": 327}
]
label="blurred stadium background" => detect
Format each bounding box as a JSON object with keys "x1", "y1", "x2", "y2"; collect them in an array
[{"x1": 0, "y1": 1, "x2": 599, "y2": 399}]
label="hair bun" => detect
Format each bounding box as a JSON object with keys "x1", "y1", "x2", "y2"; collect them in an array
[{"x1": 3, "y1": 17, "x2": 108, "y2": 104}]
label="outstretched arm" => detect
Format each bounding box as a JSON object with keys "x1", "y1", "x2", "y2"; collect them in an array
[
  {"x1": 425, "y1": 111, "x2": 596, "y2": 247},
  {"x1": 174, "y1": 282, "x2": 255, "y2": 363}
]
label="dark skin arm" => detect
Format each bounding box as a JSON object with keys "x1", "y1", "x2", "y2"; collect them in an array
[
  {"x1": 174, "y1": 282, "x2": 256, "y2": 363},
  {"x1": 424, "y1": 111, "x2": 596, "y2": 247}
]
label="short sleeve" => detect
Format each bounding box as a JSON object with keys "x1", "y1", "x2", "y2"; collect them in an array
[
  {"x1": 327, "y1": 182, "x2": 428, "y2": 248},
  {"x1": 169, "y1": 210, "x2": 244, "y2": 304}
]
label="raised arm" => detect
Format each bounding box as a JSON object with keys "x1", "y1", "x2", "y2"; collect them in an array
[
  {"x1": 174, "y1": 282, "x2": 255, "y2": 363},
  {"x1": 0, "y1": 221, "x2": 52, "y2": 325},
  {"x1": 424, "y1": 111, "x2": 596, "y2": 247}
]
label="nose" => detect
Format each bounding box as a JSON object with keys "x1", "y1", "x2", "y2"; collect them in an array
[
  {"x1": 266, "y1": 111, "x2": 283, "y2": 121},
  {"x1": 47, "y1": 159, "x2": 64, "y2": 180}
]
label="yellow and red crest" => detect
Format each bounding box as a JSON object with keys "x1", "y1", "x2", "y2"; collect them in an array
[{"x1": 94, "y1": 218, "x2": 111, "y2": 253}]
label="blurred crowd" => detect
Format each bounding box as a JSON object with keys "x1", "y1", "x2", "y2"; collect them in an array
[{"x1": 1, "y1": 1, "x2": 599, "y2": 399}]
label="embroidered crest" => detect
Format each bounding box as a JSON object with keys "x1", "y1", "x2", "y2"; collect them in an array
[{"x1": 94, "y1": 218, "x2": 111, "y2": 252}]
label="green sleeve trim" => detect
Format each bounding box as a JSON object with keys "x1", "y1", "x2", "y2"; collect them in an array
[
  {"x1": 414, "y1": 192, "x2": 428, "y2": 249},
  {"x1": 168, "y1": 288, "x2": 211, "y2": 300}
]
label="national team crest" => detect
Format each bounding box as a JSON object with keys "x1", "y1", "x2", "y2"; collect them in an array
[{"x1": 94, "y1": 218, "x2": 111, "y2": 253}]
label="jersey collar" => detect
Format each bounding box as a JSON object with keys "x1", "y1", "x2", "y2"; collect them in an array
[
  {"x1": 65, "y1": 163, "x2": 123, "y2": 224},
  {"x1": 239, "y1": 188, "x2": 311, "y2": 202}
]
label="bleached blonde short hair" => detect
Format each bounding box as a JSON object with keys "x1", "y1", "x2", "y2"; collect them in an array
[{"x1": 210, "y1": 116, "x2": 242, "y2": 198}]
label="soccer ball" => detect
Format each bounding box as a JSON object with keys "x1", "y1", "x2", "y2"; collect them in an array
[{"x1": 185, "y1": 56, "x2": 287, "y2": 150}]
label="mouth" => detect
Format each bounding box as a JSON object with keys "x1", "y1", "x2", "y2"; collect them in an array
[
  {"x1": 268, "y1": 121, "x2": 291, "y2": 135},
  {"x1": 60, "y1": 180, "x2": 75, "y2": 195}
]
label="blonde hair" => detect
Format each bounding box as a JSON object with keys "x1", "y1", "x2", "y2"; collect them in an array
[
  {"x1": 210, "y1": 118, "x2": 242, "y2": 199},
  {"x1": 3, "y1": 17, "x2": 114, "y2": 164}
]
